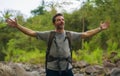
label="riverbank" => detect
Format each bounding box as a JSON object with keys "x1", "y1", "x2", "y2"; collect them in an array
[{"x1": 0, "y1": 60, "x2": 120, "y2": 76}]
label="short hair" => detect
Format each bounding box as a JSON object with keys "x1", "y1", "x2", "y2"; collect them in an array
[{"x1": 52, "y1": 13, "x2": 63, "y2": 23}]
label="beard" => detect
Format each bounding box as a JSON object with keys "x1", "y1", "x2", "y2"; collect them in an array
[{"x1": 56, "y1": 24, "x2": 64, "y2": 30}]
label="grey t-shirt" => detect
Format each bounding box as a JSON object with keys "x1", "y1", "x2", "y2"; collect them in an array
[{"x1": 36, "y1": 30, "x2": 82, "y2": 71}]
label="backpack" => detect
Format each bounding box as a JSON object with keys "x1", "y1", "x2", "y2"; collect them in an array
[{"x1": 45, "y1": 31, "x2": 72, "y2": 72}]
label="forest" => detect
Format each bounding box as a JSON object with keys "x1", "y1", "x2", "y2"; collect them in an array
[{"x1": 0, "y1": 0, "x2": 120, "y2": 65}]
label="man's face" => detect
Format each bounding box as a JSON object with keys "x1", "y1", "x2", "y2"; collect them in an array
[{"x1": 54, "y1": 16, "x2": 65, "y2": 30}]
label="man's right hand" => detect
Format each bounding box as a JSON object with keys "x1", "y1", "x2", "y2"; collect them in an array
[
  {"x1": 6, "y1": 18, "x2": 36, "y2": 37},
  {"x1": 6, "y1": 18, "x2": 18, "y2": 28}
]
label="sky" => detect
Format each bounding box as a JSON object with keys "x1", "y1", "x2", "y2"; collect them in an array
[
  {"x1": 0, "y1": 0, "x2": 40, "y2": 18},
  {"x1": 0, "y1": 0, "x2": 86, "y2": 18}
]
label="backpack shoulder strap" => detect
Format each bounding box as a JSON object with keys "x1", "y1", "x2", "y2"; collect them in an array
[
  {"x1": 47, "y1": 31, "x2": 56, "y2": 50},
  {"x1": 66, "y1": 31, "x2": 72, "y2": 51},
  {"x1": 45, "y1": 31, "x2": 56, "y2": 70},
  {"x1": 46, "y1": 31, "x2": 56, "y2": 57},
  {"x1": 65, "y1": 31, "x2": 73, "y2": 70},
  {"x1": 65, "y1": 31, "x2": 73, "y2": 62}
]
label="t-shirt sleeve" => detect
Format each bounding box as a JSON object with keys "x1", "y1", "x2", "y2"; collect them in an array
[
  {"x1": 36, "y1": 31, "x2": 50, "y2": 41},
  {"x1": 70, "y1": 31, "x2": 82, "y2": 41}
]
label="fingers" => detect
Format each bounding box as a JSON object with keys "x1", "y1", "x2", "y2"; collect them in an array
[
  {"x1": 5, "y1": 18, "x2": 18, "y2": 27},
  {"x1": 6, "y1": 18, "x2": 11, "y2": 24},
  {"x1": 100, "y1": 21, "x2": 110, "y2": 24},
  {"x1": 6, "y1": 18, "x2": 15, "y2": 23},
  {"x1": 6, "y1": 18, "x2": 12, "y2": 24},
  {"x1": 100, "y1": 21, "x2": 110, "y2": 30},
  {"x1": 15, "y1": 18, "x2": 17, "y2": 23},
  {"x1": 105, "y1": 21, "x2": 110, "y2": 27},
  {"x1": 100, "y1": 21, "x2": 110, "y2": 26}
]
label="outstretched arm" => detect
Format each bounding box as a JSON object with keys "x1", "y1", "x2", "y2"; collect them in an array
[
  {"x1": 6, "y1": 18, "x2": 37, "y2": 37},
  {"x1": 81, "y1": 21, "x2": 110, "y2": 39}
]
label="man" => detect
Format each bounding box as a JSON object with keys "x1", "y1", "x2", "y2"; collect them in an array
[{"x1": 6, "y1": 13, "x2": 110, "y2": 76}]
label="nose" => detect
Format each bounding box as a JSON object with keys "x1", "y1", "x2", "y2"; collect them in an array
[
  {"x1": 60, "y1": 20, "x2": 64, "y2": 25},
  {"x1": 60, "y1": 19, "x2": 64, "y2": 23}
]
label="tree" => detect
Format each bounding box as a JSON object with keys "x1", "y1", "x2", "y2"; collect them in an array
[{"x1": 31, "y1": 0, "x2": 46, "y2": 15}]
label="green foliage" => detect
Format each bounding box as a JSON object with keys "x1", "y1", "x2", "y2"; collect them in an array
[
  {"x1": 5, "y1": 48, "x2": 45, "y2": 64},
  {"x1": 0, "y1": 10, "x2": 12, "y2": 19},
  {"x1": 72, "y1": 42, "x2": 103, "y2": 64},
  {"x1": 26, "y1": 12, "x2": 54, "y2": 31},
  {"x1": 5, "y1": 32, "x2": 46, "y2": 64},
  {"x1": 107, "y1": 41, "x2": 119, "y2": 52},
  {"x1": 0, "y1": 0, "x2": 120, "y2": 65},
  {"x1": 0, "y1": 23, "x2": 6, "y2": 28}
]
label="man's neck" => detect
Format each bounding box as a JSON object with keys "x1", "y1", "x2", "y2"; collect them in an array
[{"x1": 55, "y1": 29, "x2": 65, "y2": 33}]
